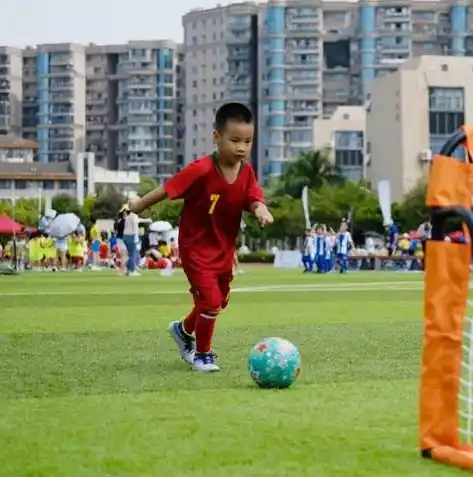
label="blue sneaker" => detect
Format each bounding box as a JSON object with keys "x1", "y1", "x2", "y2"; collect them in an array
[
  {"x1": 168, "y1": 321, "x2": 195, "y2": 365},
  {"x1": 193, "y1": 352, "x2": 220, "y2": 372}
]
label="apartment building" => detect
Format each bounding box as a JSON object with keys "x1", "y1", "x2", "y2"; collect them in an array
[
  {"x1": 366, "y1": 55, "x2": 473, "y2": 202},
  {"x1": 14, "y1": 40, "x2": 182, "y2": 181},
  {"x1": 175, "y1": 45, "x2": 186, "y2": 170},
  {"x1": 313, "y1": 105, "x2": 366, "y2": 182},
  {"x1": 182, "y1": 2, "x2": 259, "y2": 172},
  {"x1": 182, "y1": 0, "x2": 473, "y2": 183},
  {"x1": 84, "y1": 44, "x2": 121, "y2": 170},
  {"x1": 85, "y1": 40, "x2": 180, "y2": 181},
  {"x1": 21, "y1": 43, "x2": 87, "y2": 165},
  {"x1": 0, "y1": 46, "x2": 23, "y2": 136}
]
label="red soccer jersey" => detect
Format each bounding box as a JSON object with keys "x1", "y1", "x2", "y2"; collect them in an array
[{"x1": 164, "y1": 154, "x2": 264, "y2": 273}]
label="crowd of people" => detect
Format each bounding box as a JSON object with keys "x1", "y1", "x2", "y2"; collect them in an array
[
  {"x1": 301, "y1": 220, "x2": 354, "y2": 274},
  {"x1": 300, "y1": 218, "x2": 434, "y2": 274},
  {"x1": 0, "y1": 208, "x2": 181, "y2": 275}
]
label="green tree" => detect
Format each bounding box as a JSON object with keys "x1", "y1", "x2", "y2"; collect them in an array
[
  {"x1": 150, "y1": 199, "x2": 183, "y2": 225},
  {"x1": 91, "y1": 189, "x2": 126, "y2": 220},
  {"x1": 265, "y1": 195, "x2": 305, "y2": 240},
  {"x1": 276, "y1": 149, "x2": 345, "y2": 198},
  {"x1": 0, "y1": 199, "x2": 40, "y2": 226},
  {"x1": 137, "y1": 176, "x2": 159, "y2": 197},
  {"x1": 81, "y1": 195, "x2": 95, "y2": 229},
  {"x1": 52, "y1": 194, "x2": 81, "y2": 216},
  {"x1": 396, "y1": 181, "x2": 428, "y2": 231}
]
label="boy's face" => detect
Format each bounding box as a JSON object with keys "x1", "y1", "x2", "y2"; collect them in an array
[{"x1": 214, "y1": 120, "x2": 254, "y2": 165}]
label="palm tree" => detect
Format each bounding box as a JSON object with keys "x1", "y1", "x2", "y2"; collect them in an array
[{"x1": 276, "y1": 148, "x2": 344, "y2": 198}]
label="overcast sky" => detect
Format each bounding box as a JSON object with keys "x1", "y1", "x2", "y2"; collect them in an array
[{"x1": 1, "y1": 0, "x2": 246, "y2": 47}]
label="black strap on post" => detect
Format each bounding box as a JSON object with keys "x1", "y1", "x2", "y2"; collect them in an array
[{"x1": 430, "y1": 128, "x2": 473, "y2": 246}]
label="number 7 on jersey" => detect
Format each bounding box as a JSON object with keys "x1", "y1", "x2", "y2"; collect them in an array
[{"x1": 208, "y1": 194, "x2": 220, "y2": 214}]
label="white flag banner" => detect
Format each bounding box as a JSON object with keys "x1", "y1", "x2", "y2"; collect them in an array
[
  {"x1": 301, "y1": 186, "x2": 311, "y2": 229},
  {"x1": 377, "y1": 180, "x2": 392, "y2": 225}
]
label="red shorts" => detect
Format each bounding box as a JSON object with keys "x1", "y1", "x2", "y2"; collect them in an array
[
  {"x1": 71, "y1": 256, "x2": 83, "y2": 266},
  {"x1": 185, "y1": 268, "x2": 233, "y2": 312}
]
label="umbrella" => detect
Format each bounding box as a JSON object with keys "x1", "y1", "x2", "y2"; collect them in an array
[
  {"x1": 149, "y1": 221, "x2": 173, "y2": 233},
  {"x1": 0, "y1": 215, "x2": 23, "y2": 235},
  {"x1": 49, "y1": 213, "x2": 81, "y2": 239}
]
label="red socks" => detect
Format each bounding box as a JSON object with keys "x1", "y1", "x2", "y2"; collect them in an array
[
  {"x1": 182, "y1": 308, "x2": 198, "y2": 335},
  {"x1": 195, "y1": 312, "x2": 217, "y2": 353},
  {"x1": 182, "y1": 308, "x2": 218, "y2": 353}
]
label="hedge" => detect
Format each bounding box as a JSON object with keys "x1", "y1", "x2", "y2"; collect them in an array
[{"x1": 238, "y1": 251, "x2": 274, "y2": 263}]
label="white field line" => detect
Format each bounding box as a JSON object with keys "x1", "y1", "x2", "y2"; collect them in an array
[{"x1": 0, "y1": 280, "x2": 424, "y2": 297}]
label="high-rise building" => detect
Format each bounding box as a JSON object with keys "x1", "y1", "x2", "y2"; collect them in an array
[
  {"x1": 22, "y1": 48, "x2": 38, "y2": 144},
  {"x1": 366, "y1": 55, "x2": 473, "y2": 202},
  {"x1": 84, "y1": 41, "x2": 181, "y2": 181},
  {"x1": 313, "y1": 106, "x2": 366, "y2": 182},
  {"x1": 0, "y1": 46, "x2": 23, "y2": 136},
  {"x1": 111, "y1": 41, "x2": 179, "y2": 181},
  {"x1": 14, "y1": 41, "x2": 182, "y2": 180},
  {"x1": 182, "y1": 2, "x2": 260, "y2": 171},
  {"x1": 84, "y1": 44, "x2": 121, "y2": 170},
  {"x1": 21, "y1": 43, "x2": 87, "y2": 164},
  {"x1": 182, "y1": 0, "x2": 473, "y2": 183},
  {"x1": 175, "y1": 45, "x2": 186, "y2": 171}
]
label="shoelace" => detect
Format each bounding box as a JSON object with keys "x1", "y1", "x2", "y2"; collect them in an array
[
  {"x1": 184, "y1": 341, "x2": 194, "y2": 353},
  {"x1": 200, "y1": 352, "x2": 218, "y2": 364}
]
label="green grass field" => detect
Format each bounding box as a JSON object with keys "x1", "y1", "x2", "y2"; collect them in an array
[{"x1": 0, "y1": 268, "x2": 465, "y2": 477}]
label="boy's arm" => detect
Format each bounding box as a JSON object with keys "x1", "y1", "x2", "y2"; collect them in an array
[
  {"x1": 130, "y1": 186, "x2": 167, "y2": 215},
  {"x1": 130, "y1": 160, "x2": 207, "y2": 215},
  {"x1": 246, "y1": 168, "x2": 273, "y2": 226}
]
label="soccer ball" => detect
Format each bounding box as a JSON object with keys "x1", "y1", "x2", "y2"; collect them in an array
[{"x1": 248, "y1": 337, "x2": 301, "y2": 389}]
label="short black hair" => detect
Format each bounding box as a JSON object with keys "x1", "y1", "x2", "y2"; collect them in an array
[{"x1": 214, "y1": 102, "x2": 253, "y2": 131}]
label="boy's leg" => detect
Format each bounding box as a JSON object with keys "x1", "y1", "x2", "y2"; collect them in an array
[
  {"x1": 219, "y1": 273, "x2": 233, "y2": 311},
  {"x1": 303, "y1": 254, "x2": 312, "y2": 272},
  {"x1": 339, "y1": 254, "x2": 348, "y2": 273},
  {"x1": 169, "y1": 272, "x2": 221, "y2": 371},
  {"x1": 182, "y1": 306, "x2": 198, "y2": 335},
  {"x1": 192, "y1": 273, "x2": 223, "y2": 372},
  {"x1": 308, "y1": 254, "x2": 315, "y2": 272},
  {"x1": 169, "y1": 282, "x2": 199, "y2": 365}
]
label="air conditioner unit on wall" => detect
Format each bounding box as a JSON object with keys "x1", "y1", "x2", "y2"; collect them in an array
[{"x1": 419, "y1": 149, "x2": 432, "y2": 162}]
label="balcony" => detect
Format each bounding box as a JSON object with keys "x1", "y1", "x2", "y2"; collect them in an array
[
  {"x1": 49, "y1": 65, "x2": 76, "y2": 76},
  {"x1": 380, "y1": 7, "x2": 410, "y2": 21},
  {"x1": 50, "y1": 55, "x2": 73, "y2": 66}
]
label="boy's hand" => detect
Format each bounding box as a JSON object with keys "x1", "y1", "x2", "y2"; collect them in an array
[{"x1": 254, "y1": 204, "x2": 274, "y2": 227}]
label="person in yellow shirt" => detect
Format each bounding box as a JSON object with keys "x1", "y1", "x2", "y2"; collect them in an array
[
  {"x1": 39, "y1": 233, "x2": 57, "y2": 271},
  {"x1": 89, "y1": 219, "x2": 101, "y2": 269},
  {"x1": 3, "y1": 240, "x2": 12, "y2": 259},
  {"x1": 28, "y1": 236, "x2": 43, "y2": 270},
  {"x1": 69, "y1": 232, "x2": 85, "y2": 270},
  {"x1": 157, "y1": 240, "x2": 170, "y2": 258},
  {"x1": 397, "y1": 234, "x2": 411, "y2": 256}
]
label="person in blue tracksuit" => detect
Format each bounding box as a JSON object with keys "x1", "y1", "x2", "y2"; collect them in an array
[
  {"x1": 302, "y1": 228, "x2": 315, "y2": 273},
  {"x1": 315, "y1": 224, "x2": 327, "y2": 273},
  {"x1": 336, "y1": 221, "x2": 354, "y2": 273}
]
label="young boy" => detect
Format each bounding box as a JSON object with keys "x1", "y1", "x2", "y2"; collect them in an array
[
  {"x1": 129, "y1": 102, "x2": 273, "y2": 372},
  {"x1": 336, "y1": 220, "x2": 354, "y2": 274}
]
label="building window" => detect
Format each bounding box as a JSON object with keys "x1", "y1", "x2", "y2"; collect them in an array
[
  {"x1": 59, "y1": 181, "x2": 72, "y2": 190},
  {"x1": 15, "y1": 180, "x2": 27, "y2": 190},
  {"x1": 429, "y1": 111, "x2": 464, "y2": 136},
  {"x1": 428, "y1": 87, "x2": 464, "y2": 112},
  {"x1": 42, "y1": 180, "x2": 54, "y2": 190},
  {"x1": 335, "y1": 150, "x2": 363, "y2": 167},
  {"x1": 334, "y1": 131, "x2": 363, "y2": 149}
]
